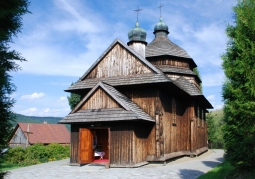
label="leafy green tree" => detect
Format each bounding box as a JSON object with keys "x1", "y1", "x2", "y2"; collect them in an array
[
  {"x1": 67, "y1": 83, "x2": 80, "y2": 110},
  {"x1": 222, "y1": 0, "x2": 255, "y2": 171},
  {"x1": 193, "y1": 67, "x2": 203, "y2": 92},
  {"x1": 0, "y1": 0, "x2": 29, "y2": 177},
  {"x1": 207, "y1": 112, "x2": 217, "y2": 149}
]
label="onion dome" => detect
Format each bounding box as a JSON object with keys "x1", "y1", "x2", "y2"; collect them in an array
[
  {"x1": 128, "y1": 22, "x2": 147, "y2": 43},
  {"x1": 153, "y1": 17, "x2": 169, "y2": 35}
]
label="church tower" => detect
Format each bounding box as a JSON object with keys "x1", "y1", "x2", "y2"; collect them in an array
[{"x1": 127, "y1": 7, "x2": 147, "y2": 58}]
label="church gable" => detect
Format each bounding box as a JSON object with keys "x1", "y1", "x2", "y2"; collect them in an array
[
  {"x1": 83, "y1": 39, "x2": 158, "y2": 80},
  {"x1": 78, "y1": 87, "x2": 121, "y2": 111}
]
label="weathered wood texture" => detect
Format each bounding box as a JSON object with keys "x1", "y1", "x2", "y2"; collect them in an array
[
  {"x1": 70, "y1": 125, "x2": 79, "y2": 164},
  {"x1": 160, "y1": 91, "x2": 192, "y2": 155},
  {"x1": 148, "y1": 57, "x2": 190, "y2": 69},
  {"x1": 191, "y1": 104, "x2": 207, "y2": 152},
  {"x1": 9, "y1": 127, "x2": 27, "y2": 147},
  {"x1": 85, "y1": 44, "x2": 153, "y2": 79},
  {"x1": 79, "y1": 88, "x2": 121, "y2": 111},
  {"x1": 122, "y1": 88, "x2": 162, "y2": 156},
  {"x1": 110, "y1": 124, "x2": 134, "y2": 166}
]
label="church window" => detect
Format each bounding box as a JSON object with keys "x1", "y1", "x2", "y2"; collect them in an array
[{"x1": 172, "y1": 98, "x2": 176, "y2": 125}]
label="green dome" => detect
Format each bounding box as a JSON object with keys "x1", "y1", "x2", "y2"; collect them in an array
[
  {"x1": 128, "y1": 22, "x2": 147, "y2": 42},
  {"x1": 154, "y1": 17, "x2": 169, "y2": 34}
]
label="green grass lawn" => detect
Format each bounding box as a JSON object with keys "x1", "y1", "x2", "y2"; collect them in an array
[
  {"x1": 1, "y1": 163, "x2": 20, "y2": 171},
  {"x1": 198, "y1": 161, "x2": 255, "y2": 179},
  {"x1": 197, "y1": 161, "x2": 234, "y2": 179}
]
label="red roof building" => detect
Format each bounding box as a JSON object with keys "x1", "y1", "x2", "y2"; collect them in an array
[{"x1": 9, "y1": 123, "x2": 70, "y2": 147}]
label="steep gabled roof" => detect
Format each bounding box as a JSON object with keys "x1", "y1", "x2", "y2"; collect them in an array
[
  {"x1": 79, "y1": 38, "x2": 162, "y2": 81},
  {"x1": 17, "y1": 123, "x2": 70, "y2": 144},
  {"x1": 60, "y1": 82, "x2": 155, "y2": 123}
]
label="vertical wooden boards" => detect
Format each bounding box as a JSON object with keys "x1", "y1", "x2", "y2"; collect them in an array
[
  {"x1": 133, "y1": 122, "x2": 152, "y2": 163},
  {"x1": 79, "y1": 128, "x2": 93, "y2": 164},
  {"x1": 85, "y1": 43, "x2": 153, "y2": 80},
  {"x1": 70, "y1": 125, "x2": 79, "y2": 164},
  {"x1": 110, "y1": 124, "x2": 134, "y2": 166},
  {"x1": 79, "y1": 88, "x2": 121, "y2": 110},
  {"x1": 148, "y1": 57, "x2": 190, "y2": 69}
]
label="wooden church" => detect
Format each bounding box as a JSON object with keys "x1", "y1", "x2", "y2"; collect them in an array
[{"x1": 59, "y1": 14, "x2": 213, "y2": 167}]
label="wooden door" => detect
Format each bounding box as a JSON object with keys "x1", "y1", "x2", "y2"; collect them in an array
[{"x1": 79, "y1": 128, "x2": 93, "y2": 164}]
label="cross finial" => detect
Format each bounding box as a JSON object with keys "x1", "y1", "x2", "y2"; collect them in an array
[
  {"x1": 158, "y1": 3, "x2": 164, "y2": 17},
  {"x1": 134, "y1": 6, "x2": 142, "y2": 22}
]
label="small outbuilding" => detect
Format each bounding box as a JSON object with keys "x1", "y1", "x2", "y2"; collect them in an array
[{"x1": 8, "y1": 123, "x2": 70, "y2": 148}]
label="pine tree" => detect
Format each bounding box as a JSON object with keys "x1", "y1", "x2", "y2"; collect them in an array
[
  {"x1": 0, "y1": 0, "x2": 29, "y2": 177},
  {"x1": 222, "y1": 0, "x2": 255, "y2": 171}
]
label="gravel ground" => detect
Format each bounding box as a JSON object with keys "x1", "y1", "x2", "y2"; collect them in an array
[{"x1": 5, "y1": 149, "x2": 224, "y2": 179}]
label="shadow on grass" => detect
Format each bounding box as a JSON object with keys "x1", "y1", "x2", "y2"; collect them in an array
[
  {"x1": 202, "y1": 161, "x2": 222, "y2": 168},
  {"x1": 178, "y1": 169, "x2": 205, "y2": 179}
]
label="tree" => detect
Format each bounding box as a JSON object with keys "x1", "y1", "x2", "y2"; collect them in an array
[
  {"x1": 193, "y1": 67, "x2": 203, "y2": 92},
  {"x1": 0, "y1": 0, "x2": 29, "y2": 177},
  {"x1": 67, "y1": 83, "x2": 80, "y2": 110},
  {"x1": 206, "y1": 112, "x2": 217, "y2": 149},
  {"x1": 222, "y1": 0, "x2": 255, "y2": 171}
]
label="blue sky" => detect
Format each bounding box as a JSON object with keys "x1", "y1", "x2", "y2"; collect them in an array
[{"x1": 10, "y1": 0, "x2": 236, "y2": 117}]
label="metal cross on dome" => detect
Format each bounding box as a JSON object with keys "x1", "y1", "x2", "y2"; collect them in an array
[
  {"x1": 134, "y1": 6, "x2": 142, "y2": 22},
  {"x1": 158, "y1": 3, "x2": 164, "y2": 17}
]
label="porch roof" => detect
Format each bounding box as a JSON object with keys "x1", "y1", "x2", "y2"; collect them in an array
[
  {"x1": 58, "y1": 108, "x2": 155, "y2": 123},
  {"x1": 59, "y1": 82, "x2": 155, "y2": 124}
]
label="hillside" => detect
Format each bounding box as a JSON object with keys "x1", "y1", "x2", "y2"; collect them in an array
[{"x1": 12, "y1": 114, "x2": 70, "y2": 131}]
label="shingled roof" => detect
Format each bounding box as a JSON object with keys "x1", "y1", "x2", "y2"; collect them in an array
[
  {"x1": 17, "y1": 123, "x2": 70, "y2": 144},
  {"x1": 146, "y1": 36, "x2": 191, "y2": 59},
  {"x1": 156, "y1": 65, "x2": 196, "y2": 75},
  {"x1": 65, "y1": 74, "x2": 171, "y2": 92},
  {"x1": 59, "y1": 82, "x2": 155, "y2": 124}
]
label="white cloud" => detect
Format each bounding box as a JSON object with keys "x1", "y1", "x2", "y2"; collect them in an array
[
  {"x1": 207, "y1": 95, "x2": 215, "y2": 100},
  {"x1": 19, "y1": 107, "x2": 70, "y2": 117},
  {"x1": 20, "y1": 107, "x2": 38, "y2": 116},
  {"x1": 21, "y1": 93, "x2": 45, "y2": 100},
  {"x1": 214, "y1": 104, "x2": 224, "y2": 110},
  {"x1": 201, "y1": 72, "x2": 225, "y2": 86},
  {"x1": 59, "y1": 97, "x2": 67, "y2": 101}
]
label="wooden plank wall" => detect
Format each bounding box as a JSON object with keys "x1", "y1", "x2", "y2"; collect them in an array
[
  {"x1": 79, "y1": 88, "x2": 121, "y2": 110},
  {"x1": 134, "y1": 122, "x2": 154, "y2": 163},
  {"x1": 122, "y1": 88, "x2": 162, "y2": 156},
  {"x1": 148, "y1": 57, "x2": 190, "y2": 69},
  {"x1": 110, "y1": 124, "x2": 134, "y2": 166},
  {"x1": 70, "y1": 125, "x2": 79, "y2": 164},
  {"x1": 193, "y1": 104, "x2": 208, "y2": 151},
  {"x1": 160, "y1": 91, "x2": 192, "y2": 155},
  {"x1": 85, "y1": 43, "x2": 153, "y2": 79}
]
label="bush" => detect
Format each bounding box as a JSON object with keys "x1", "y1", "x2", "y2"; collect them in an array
[{"x1": 4, "y1": 143, "x2": 70, "y2": 167}]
